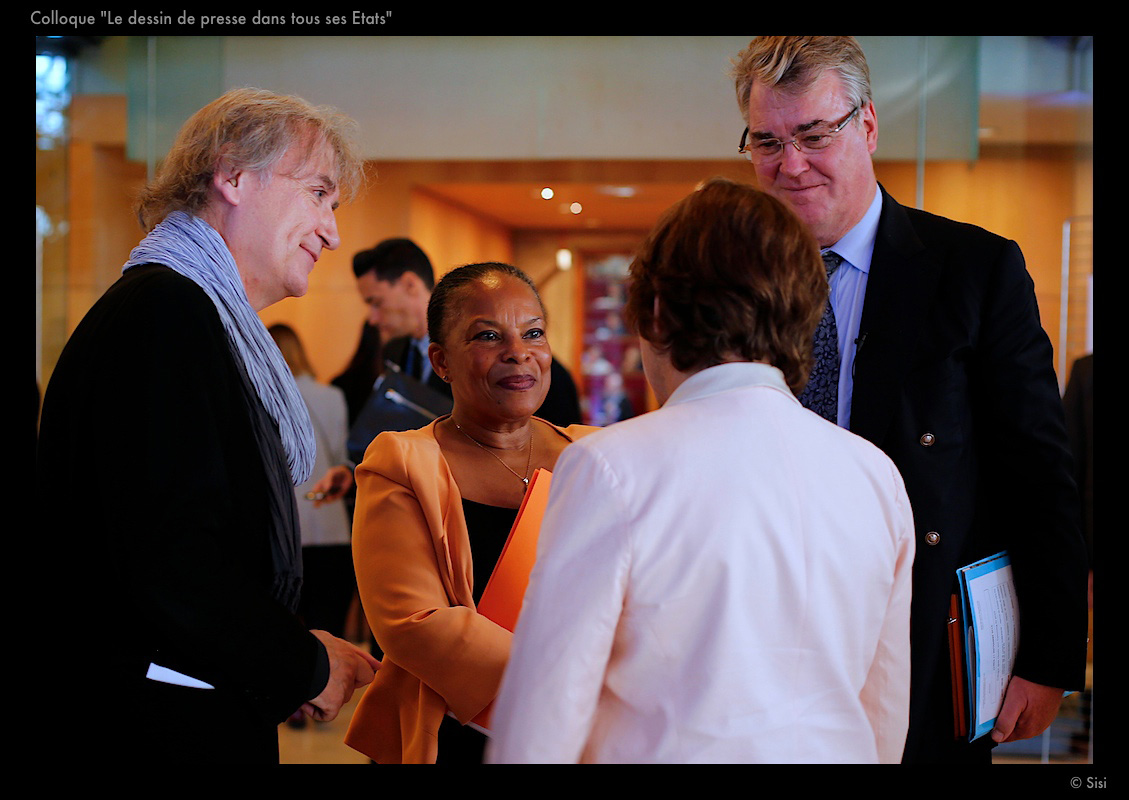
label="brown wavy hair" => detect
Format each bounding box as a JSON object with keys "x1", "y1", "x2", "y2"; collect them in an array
[
  {"x1": 135, "y1": 87, "x2": 363, "y2": 231},
  {"x1": 624, "y1": 178, "x2": 825, "y2": 394}
]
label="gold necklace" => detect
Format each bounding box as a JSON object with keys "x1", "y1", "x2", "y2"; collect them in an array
[{"x1": 453, "y1": 420, "x2": 533, "y2": 486}]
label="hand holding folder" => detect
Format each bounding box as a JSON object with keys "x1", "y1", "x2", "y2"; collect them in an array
[
  {"x1": 949, "y1": 551, "x2": 1073, "y2": 743},
  {"x1": 951, "y1": 551, "x2": 1018, "y2": 741},
  {"x1": 471, "y1": 468, "x2": 553, "y2": 730}
]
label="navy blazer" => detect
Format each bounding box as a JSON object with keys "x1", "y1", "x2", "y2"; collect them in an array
[{"x1": 851, "y1": 187, "x2": 1088, "y2": 762}]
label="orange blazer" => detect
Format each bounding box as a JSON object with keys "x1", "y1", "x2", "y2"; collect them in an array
[{"x1": 344, "y1": 417, "x2": 596, "y2": 763}]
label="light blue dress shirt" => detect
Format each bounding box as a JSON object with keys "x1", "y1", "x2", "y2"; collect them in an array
[{"x1": 825, "y1": 183, "x2": 882, "y2": 430}]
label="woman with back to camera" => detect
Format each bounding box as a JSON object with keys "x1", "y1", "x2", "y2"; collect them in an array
[
  {"x1": 489, "y1": 179, "x2": 915, "y2": 764},
  {"x1": 344, "y1": 262, "x2": 596, "y2": 764}
]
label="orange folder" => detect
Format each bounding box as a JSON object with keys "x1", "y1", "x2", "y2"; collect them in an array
[
  {"x1": 948, "y1": 594, "x2": 968, "y2": 739},
  {"x1": 471, "y1": 468, "x2": 552, "y2": 730}
]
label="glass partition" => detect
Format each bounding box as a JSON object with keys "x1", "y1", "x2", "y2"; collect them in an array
[{"x1": 35, "y1": 45, "x2": 71, "y2": 401}]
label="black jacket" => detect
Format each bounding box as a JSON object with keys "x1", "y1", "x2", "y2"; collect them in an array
[
  {"x1": 853, "y1": 188, "x2": 1088, "y2": 762},
  {"x1": 36, "y1": 265, "x2": 327, "y2": 761}
]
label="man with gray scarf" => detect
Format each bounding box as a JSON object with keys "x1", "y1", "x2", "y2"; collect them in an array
[{"x1": 36, "y1": 88, "x2": 379, "y2": 763}]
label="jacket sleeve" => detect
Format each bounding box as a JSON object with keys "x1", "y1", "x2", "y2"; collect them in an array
[
  {"x1": 351, "y1": 432, "x2": 511, "y2": 722},
  {"x1": 488, "y1": 439, "x2": 631, "y2": 763},
  {"x1": 858, "y1": 461, "x2": 915, "y2": 763},
  {"x1": 973, "y1": 239, "x2": 1088, "y2": 689}
]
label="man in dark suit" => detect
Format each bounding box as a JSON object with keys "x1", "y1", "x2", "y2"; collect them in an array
[
  {"x1": 35, "y1": 88, "x2": 379, "y2": 763},
  {"x1": 730, "y1": 36, "x2": 1088, "y2": 763},
  {"x1": 354, "y1": 238, "x2": 448, "y2": 392}
]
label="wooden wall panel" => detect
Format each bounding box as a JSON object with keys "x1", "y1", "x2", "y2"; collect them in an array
[{"x1": 52, "y1": 94, "x2": 1089, "y2": 390}]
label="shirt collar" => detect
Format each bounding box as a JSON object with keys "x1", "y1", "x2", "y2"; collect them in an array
[
  {"x1": 665, "y1": 362, "x2": 796, "y2": 408},
  {"x1": 826, "y1": 182, "x2": 882, "y2": 274}
]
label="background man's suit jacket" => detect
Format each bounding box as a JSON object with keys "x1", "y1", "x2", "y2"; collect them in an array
[{"x1": 384, "y1": 334, "x2": 450, "y2": 396}]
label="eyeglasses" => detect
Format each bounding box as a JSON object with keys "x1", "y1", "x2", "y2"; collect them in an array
[{"x1": 739, "y1": 106, "x2": 860, "y2": 163}]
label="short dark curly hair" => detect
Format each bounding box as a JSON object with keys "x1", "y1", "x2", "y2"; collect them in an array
[{"x1": 623, "y1": 178, "x2": 826, "y2": 394}]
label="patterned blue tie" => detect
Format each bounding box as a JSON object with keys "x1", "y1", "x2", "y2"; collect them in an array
[{"x1": 798, "y1": 250, "x2": 843, "y2": 423}]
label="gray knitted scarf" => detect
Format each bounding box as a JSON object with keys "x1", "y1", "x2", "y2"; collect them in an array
[{"x1": 123, "y1": 211, "x2": 316, "y2": 485}]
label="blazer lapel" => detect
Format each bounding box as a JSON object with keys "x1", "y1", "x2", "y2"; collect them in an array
[{"x1": 850, "y1": 186, "x2": 943, "y2": 446}]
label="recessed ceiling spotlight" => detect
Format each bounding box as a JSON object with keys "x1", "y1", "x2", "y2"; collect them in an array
[
  {"x1": 570, "y1": 202, "x2": 583, "y2": 215},
  {"x1": 540, "y1": 187, "x2": 555, "y2": 200}
]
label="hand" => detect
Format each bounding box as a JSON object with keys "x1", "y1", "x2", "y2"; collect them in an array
[
  {"x1": 990, "y1": 675, "x2": 1065, "y2": 743},
  {"x1": 309, "y1": 465, "x2": 354, "y2": 507},
  {"x1": 301, "y1": 630, "x2": 381, "y2": 722}
]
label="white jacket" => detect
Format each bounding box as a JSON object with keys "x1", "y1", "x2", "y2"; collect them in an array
[{"x1": 488, "y1": 362, "x2": 914, "y2": 763}]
